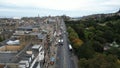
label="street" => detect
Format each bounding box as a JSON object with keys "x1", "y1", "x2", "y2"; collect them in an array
[{"x1": 56, "y1": 19, "x2": 75, "y2": 68}]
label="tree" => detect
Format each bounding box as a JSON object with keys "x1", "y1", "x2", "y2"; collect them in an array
[
  {"x1": 103, "y1": 30, "x2": 114, "y2": 42},
  {"x1": 73, "y1": 24, "x2": 85, "y2": 40},
  {"x1": 79, "y1": 58, "x2": 88, "y2": 68},
  {"x1": 67, "y1": 26, "x2": 83, "y2": 50},
  {"x1": 72, "y1": 38, "x2": 83, "y2": 49},
  {"x1": 105, "y1": 47, "x2": 120, "y2": 59},
  {"x1": 92, "y1": 41, "x2": 103, "y2": 53},
  {"x1": 77, "y1": 42, "x2": 95, "y2": 59},
  {"x1": 84, "y1": 30, "x2": 94, "y2": 41},
  {"x1": 79, "y1": 54, "x2": 119, "y2": 68}
]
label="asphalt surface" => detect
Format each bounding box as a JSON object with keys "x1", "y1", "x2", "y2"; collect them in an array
[{"x1": 56, "y1": 19, "x2": 75, "y2": 68}]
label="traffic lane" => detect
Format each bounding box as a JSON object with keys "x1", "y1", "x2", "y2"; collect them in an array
[
  {"x1": 56, "y1": 44, "x2": 64, "y2": 68},
  {"x1": 70, "y1": 58, "x2": 75, "y2": 68},
  {"x1": 56, "y1": 21, "x2": 65, "y2": 68},
  {"x1": 57, "y1": 20, "x2": 75, "y2": 68},
  {"x1": 63, "y1": 22, "x2": 75, "y2": 68},
  {"x1": 56, "y1": 46, "x2": 61, "y2": 68},
  {"x1": 62, "y1": 33, "x2": 70, "y2": 68},
  {"x1": 63, "y1": 37, "x2": 68, "y2": 68}
]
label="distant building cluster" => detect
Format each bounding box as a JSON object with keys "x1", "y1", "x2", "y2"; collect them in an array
[{"x1": 0, "y1": 16, "x2": 61, "y2": 68}]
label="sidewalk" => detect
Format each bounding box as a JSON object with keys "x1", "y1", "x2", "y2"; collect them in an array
[
  {"x1": 43, "y1": 37, "x2": 58, "y2": 68},
  {"x1": 72, "y1": 53, "x2": 78, "y2": 68},
  {"x1": 49, "y1": 45, "x2": 57, "y2": 68}
]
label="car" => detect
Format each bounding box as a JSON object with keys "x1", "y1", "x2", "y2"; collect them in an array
[
  {"x1": 60, "y1": 39, "x2": 63, "y2": 43},
  {"x1": 58, "y1": 39, "x2": 63, "y2": 46},
  {"x1": 58, "y1": 40, "x2": 61, "y2": 43}
]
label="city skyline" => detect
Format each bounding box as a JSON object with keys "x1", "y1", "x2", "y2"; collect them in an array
[{"x1": 0, "y1": 0, "x2": 120, "y2": 17}]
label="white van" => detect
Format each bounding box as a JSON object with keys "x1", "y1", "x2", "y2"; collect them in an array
[{"x1": 68, "y1": 44, "x2": 72, "y2": 51}]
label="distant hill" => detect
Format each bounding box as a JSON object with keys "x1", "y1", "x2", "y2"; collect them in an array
[{"x1": 80, "y1": 10, "x2": 120, "y2": 21}]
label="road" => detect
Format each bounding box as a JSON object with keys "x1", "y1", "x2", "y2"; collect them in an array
[{"x1": 56, "y1": 19, "x2": 75, "y2": 68}]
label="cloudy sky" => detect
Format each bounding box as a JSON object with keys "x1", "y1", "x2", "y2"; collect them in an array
[{"x1": 0, "y1": 0, "x2": 120, "y2": 17}]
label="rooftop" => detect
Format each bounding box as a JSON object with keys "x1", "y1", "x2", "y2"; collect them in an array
[
  {"x1": 0, "y1": 53, "x2": 17, "y2": 63},
  {"x1": 0, "y1": 43, "x2": 33, "y2": 63},
  {"x1": 32, "y1": 45, "x2": 41, "y2": 49},
  {"x1": 17, "y1": 25, "x2": 40, "y2": 30},
  {"x1": 0, "y1": 39, "x2": 44, "y2": 64},
  {"x1": 17, "y1": 26, "x2": 33, "y2": 30},
  {"x1": 38, "y1": 33, "x2": 46, "y2": 39}
]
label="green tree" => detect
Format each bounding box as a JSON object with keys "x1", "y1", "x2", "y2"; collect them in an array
[
  {"x1": 92, "y1": 41, "x2": 103, "y2": 53},
  {"x1": 77, "y1": 41, "x2": 95, "y2": 59},
  {"x1": 67, "y1": 26, "x2": 83, "y2": 50},
  {"x1": 103, "y1": 30, "x2": 114, "y2": 42},
  {"x1": 79, "y1": 54, "x2": 119, "y2": 68}
]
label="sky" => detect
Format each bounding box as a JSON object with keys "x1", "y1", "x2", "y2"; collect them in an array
[{"x1": 0, "y1": 0, "x2": 120, "y2": 17}]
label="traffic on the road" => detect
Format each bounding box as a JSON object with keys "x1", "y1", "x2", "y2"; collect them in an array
[{"x1": 56, "y1": 19, "x2": 75, "y2": 68}]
